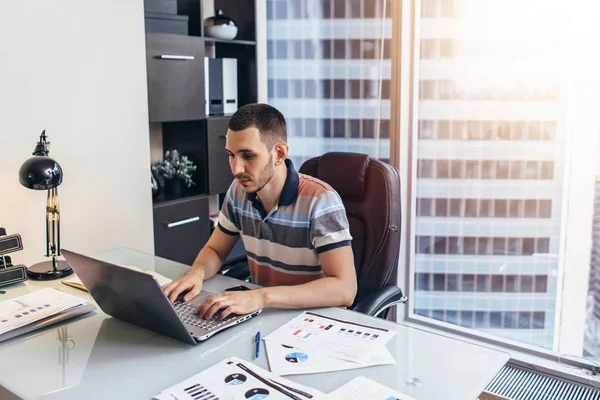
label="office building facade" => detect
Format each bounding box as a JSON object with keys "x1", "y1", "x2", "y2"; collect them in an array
[{"x1": 267, "y1": 0, "x2": 561, "y2": 349}]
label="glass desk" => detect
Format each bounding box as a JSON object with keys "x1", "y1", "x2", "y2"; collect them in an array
[{"x1": 0, "y1": 247, "x2": 509, "y2": 399}]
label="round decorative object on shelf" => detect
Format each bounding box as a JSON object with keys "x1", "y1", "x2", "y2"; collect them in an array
[{"x1": 204, "y1": 9, "x2": 238, "y2": 40}]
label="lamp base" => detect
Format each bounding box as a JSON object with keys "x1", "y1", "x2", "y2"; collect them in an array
[{"x1": 27, "y1": 260, "x2": 73, "y2": 280}]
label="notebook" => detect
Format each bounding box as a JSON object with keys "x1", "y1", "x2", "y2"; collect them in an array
[{"x1": 62, "y1": 264, "x2": 172, "y2": 291}]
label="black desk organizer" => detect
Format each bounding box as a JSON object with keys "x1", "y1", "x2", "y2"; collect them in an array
[{"x1": 0, "y1": 227, "x2": 28, "y2": 287}]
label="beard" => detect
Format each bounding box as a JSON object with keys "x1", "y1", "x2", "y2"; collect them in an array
[{"x1": 236, "y1": 154, "x2": 275, "y2": 194}]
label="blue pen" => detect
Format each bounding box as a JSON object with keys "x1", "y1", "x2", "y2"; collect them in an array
[{"x1": 254, "y1": 331, "x2": 261, "y2": 358}]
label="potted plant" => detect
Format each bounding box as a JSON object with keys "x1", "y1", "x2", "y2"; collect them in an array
[{"x1": 151, "y1": 150, "x2": 197, "y2": 197}]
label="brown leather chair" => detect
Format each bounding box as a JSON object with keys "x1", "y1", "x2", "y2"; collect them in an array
[
  {"x1": 220, "y1": 152, "x2": 407, "y2": 318},
  {"x1": 299, "y1": 152, "x2": 406, "y2": 317}
]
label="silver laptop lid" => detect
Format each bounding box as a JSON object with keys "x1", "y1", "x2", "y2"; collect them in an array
[{"x1": 61, "y1": 249, "x2": 198, "y2": 345}]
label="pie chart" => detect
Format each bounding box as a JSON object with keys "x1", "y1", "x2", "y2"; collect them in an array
[
  {"x1": 245, "y1": 388, "x2": 269, "y2": 399},
  {"x1": 285, "y1": 352, "x2": 308, "y2": 363},
  {"x1": 225, "y1": 373, "x2": 247, "y2": 385}
]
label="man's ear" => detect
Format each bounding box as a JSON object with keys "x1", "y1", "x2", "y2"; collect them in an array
[{"x1": 273, "y1": 142, "x2": 289, "y2": 166}]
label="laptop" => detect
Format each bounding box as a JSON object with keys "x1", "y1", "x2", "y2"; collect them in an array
[{"x1": 61, "y1": 249, "x2": 261, "y2": 345}]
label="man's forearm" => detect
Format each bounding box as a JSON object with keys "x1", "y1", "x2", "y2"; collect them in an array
[
  {"x1": 189, "y1": 245, "x2": 224, "y2": 280},
  {"x1": 258, "y1": 277, "x2": 356, "y2": 309}
]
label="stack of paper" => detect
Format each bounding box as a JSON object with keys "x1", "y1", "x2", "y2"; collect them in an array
[
  {"x1": 62, "y1": 264, "x2": 172, "y2": 292},
  {"x1": 264, "y1": 311, "x2": 396, "y2": 376},
  {"x1": 0, "y1": 288, "x2": 95, "y2": 342},
  {"x1": 154, "y1": 356, "x2": 324, "y2": 400}
]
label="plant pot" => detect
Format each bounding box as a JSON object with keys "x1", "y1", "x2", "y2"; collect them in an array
[
  {"x1": 164, "y1": 178, "x2": 186, "y2": 198},
  {"x1": 151, "y1": 172, "x2": 161, "y2": 199}
]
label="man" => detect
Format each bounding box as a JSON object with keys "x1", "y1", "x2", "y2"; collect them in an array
[{"x1": 163, "y1": 103, "x2": 357, "y2": 320}]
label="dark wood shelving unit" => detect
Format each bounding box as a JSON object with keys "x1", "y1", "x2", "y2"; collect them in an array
[
  {"x1": 143, "y1": 0, "x2": 256, "y2": 265},
  {"x1": 204, "y1": 38, "x2": 256, "y2": 45}
]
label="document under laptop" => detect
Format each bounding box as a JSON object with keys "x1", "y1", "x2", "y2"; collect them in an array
[{"x1": 61, "y1": 249, "x2": 261, "y2": 345}]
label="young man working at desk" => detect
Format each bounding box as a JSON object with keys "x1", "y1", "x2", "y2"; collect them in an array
[{"x1": 163, "y1": 103, "x2": 357, "y2": 320}]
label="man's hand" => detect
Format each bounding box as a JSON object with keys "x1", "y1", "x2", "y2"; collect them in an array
[
  {"x1": 197, "y1": 289, "x2": 265, "y2": 320},
  {"x1": 163, "y1": 269, "x2": 206, "y2": 303}
]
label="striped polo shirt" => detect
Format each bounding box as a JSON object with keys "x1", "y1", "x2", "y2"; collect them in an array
[{"x1": 218, "y1": 159, "x2": 352, "y2": 287}]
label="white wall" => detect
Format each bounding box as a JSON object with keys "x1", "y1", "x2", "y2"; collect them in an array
[{"x1": 0, "y1": 0, "x2": 154, "y2": 266}]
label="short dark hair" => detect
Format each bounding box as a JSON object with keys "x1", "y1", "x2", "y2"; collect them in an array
[{"x1": 228, "y1": 103, "x2": 287, "y2": 149}]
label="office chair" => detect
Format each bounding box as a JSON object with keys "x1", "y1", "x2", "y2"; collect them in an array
[
  {"x1": 299, "y1": 152, "x2": 407, "y2": 318},
  {"x1": 219, "y1": 152, "x2": 407, "y2": 318}
]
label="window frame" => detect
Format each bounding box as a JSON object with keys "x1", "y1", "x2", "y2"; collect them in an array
[{"x1": 391, "y1": 0, "x2": 600, "y2": 374}]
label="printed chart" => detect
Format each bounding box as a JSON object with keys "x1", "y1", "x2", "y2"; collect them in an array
[
  {"x1": 0, "y1": 288, "x2": 87, "y2": 335},
  {"x1": 265, "y1": 341, "x2": 395, "y2": 376},
  {"x1": 265, "y1": 311, "x2": 396, "y2": 364},
  {"x1": 154, "y1": 357, "x2": 324, "y2": 400}
]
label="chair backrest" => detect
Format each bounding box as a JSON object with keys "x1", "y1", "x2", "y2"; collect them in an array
[{"x1": 299, "y1": 152, "x2": 401, "y2": 306}]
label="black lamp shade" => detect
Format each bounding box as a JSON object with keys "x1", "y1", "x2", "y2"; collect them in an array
[{"x1": 18, "y1": 156, "x2": 63, "y2": 190}]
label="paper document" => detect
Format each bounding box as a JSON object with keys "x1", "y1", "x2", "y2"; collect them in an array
[
  {"x1": 0, "y1": 288, "x2": 87, "y2": 335},
  {"x1": 327, "y1": 376, "x2": 415, "y2": 400},
  {"x1": 265, "y1": 340, "x2": 395, "y2": 376},
  {"x1": 154, "y1": 356, "x2": 324, "y2": 400},
  {"x1": 63, "y1": 264, "x2": 172, "y2": 292},
  {"x1": 264, "y1": 311, "x2": 396, "y2": 364}
]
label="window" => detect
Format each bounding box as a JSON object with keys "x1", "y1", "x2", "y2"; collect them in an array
[{"x1": 405, "y1": 0, "x2": 599, "y2": 359}]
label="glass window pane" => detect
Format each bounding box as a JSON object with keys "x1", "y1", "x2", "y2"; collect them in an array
[
  {"x1": 435, "y1": 199, "x2": 448, "y2": 217},
  {"x1": 416, "y1": 273, "x2": 431, "y2": 290},
  {"x1": 438, "y1": 120, "x2": 451, "y2": 139},
  {"x1": 460, "y1": 311, "x2": 474, "y2": 328},
  {"x1": 417, "y1": 236, "x2": 432, "y2": 254},
  {"x1": 524, "y1": 200, "x2": 537, "y2": 218},
  {"x1": 518, "y1": 312, "x2": 532, "y2": 329},
  {"x1": 490, "y1": 312, "x2": 503, "y2": 328},
  {"x1": 418, "y1": 160, "x2": 435, "y2": 178},
  {"x1": 522, "y1": 238, "x2": 535, "y2": 255},
  {"x1": 477, "y1": 237, "x2": 491, "y2": 255},
  {"x1": 494, "y1": 200, "x2": 507, "y2": 218},
  {"x1": 418, "y1": 198, "x2": 433, "y2": 216},
  {"x1": 448, "y1": 237, "x2": 461, "y2": 254},
  {"x1": 419, "y1": 120, "x2": 435, "y2": 139},
  {"x1": 447, "y1": 274, "x2": 459, "y2": 291},
  {"x1": 493, "y1": 238, "x2": 506, "y2": 255},
  {"x1": 505, "y1": 275, "x2": 518, "y2": 292},
  {"x1": 491, "y1": 275, "x2": 504, "y2": 292},
  {"x1": 475, "y1": 311, "x2": 488, "y2": 328},
  {"x1": 481, "y1": 161, "x2": 495, "y2": 179},
  {"x1": 436, "y1": 160, "x2": 449, "y2": 178},
  {"x1": 449, "y1": 199, "x2": 462, "y2": 216},
  {"x1": 479, "y1": 200, "x2": 493, "y2": 217},
  {"x1": 462, "y1": 274, "x2": 475, "y2": 291},
  {"x1": 433, "y1": 273, "x2": 445, "y2": 291},
  {"x1": 434, "y1": 236, "x2": 447, "y2": 254},
  {"x1": 521, "y1": 275, "x2": 534, "y2": 292},
  {"x1": 539, "y1": 200, "x2": 552, "y2": 218},
  {"x1": 534, "y1": 276, "x2": 548, "y2": 293},
  {"x1": 503, "y1": 312, "x2": 517, "y2": 329},
  {"x1": 476, "y1": 275, "x2": 490, "y2": 292},
  {"x1": 465, "y1": 199, "x2": 478, "y2": 217},
  {"x1": 463, "y1": 237, "x2": 477, "y2": 254},
  {"x1": 452, "y1": 121, "x2": 466, "y2": 140},
  {"x1": 509, "y1": 200, "x2": 522, "y2": 218}
]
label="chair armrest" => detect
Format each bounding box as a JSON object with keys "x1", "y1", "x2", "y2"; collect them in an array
[
  {"x1": 218, "y1": 259, "x2": 251, "y2": 282},
  {"x1": 351, "y1": 285, "x2": 407, "y2": 318}
]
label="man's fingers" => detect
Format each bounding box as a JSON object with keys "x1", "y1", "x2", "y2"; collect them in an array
[
  {"x1": 219, "y1": 306, "x2": 236, "y2": 320},
  {"x1": 183, "y1": 285, "x2": 202, "y2": 302},
  {"x1": 169, "y1": 282, "x2": 190, "y2": 303},
  {"x1": 202, "y1": 297, "x2": 233, "y2": 320}
]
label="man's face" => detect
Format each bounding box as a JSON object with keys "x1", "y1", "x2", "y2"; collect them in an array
[{"x1": 225, "y1": 126, "x2": 275, "y2": 193}]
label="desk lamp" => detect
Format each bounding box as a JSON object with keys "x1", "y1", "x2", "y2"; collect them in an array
[{"x1": 18, "y1": 130, "x2": 73, "y2": 280}]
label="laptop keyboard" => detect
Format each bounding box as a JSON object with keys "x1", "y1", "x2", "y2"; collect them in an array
[{"x1": 173, "y1": 301, "x2": 235, "y2": 331}]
